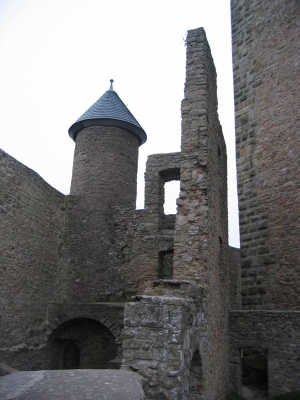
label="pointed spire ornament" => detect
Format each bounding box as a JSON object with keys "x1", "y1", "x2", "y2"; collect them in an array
[{"x1": 109, "y1": 79, "x2": 114, "y2": 91}]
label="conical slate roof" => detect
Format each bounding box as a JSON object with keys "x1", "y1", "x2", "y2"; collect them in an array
[{"x1": 68, "y1": 80, "x2": 147, "y2": 145}]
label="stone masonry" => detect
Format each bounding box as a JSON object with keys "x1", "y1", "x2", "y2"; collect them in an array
[
  {"x1": 232, "y1": 0, "x2": 300, "y2": 309},
  {"x1": 0, "y1": 149, "x2": 64, "y2": 371},
  {"x1": 122, "y1": 28, "x2": 232, "y2": 400},
  {"x1": 229, "y1": 310, "x2": 300, "y2": 397},
  {"x1": 228, "y1": 0, "x2": 300, "y2": 396},
  {"x1": 1, "y1": 1, "x2": 300, "y2": 398}
]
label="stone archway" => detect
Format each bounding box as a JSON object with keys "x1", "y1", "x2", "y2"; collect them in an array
[{"x1": 48, "y1": 318, "x2": 118, "y2": 370}]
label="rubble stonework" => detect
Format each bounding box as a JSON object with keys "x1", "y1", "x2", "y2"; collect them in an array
[
  {"x1": 0, "y1": 1, "x2": 300, "y2": 398},
  {"x1": 174, "y1": 28, "x2": 230, "y2": 399},
  {"x1": 0, "y1": 149, "x2": 64, "y2": 371},
  {"x1": 122, "y1": 285, "x2": 203, "y2": 399}
]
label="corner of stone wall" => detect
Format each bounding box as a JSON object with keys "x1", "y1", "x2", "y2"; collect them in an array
[
  {"x1": 169, "y1": 26, "x2": 230, "y2": 399},
  {"x1": 228, "y1": 246, "x2": 242, "y2": 310},
  {"x1": 122, "y1": 282, "x2": 204, "y2": 399}
]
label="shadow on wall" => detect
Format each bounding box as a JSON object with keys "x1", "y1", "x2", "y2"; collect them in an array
[{"x1": 48, "y1": 318, "x2": 118, "y2": 370}]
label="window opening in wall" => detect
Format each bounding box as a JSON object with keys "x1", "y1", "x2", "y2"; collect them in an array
[
  {"x1": 188, "y1": 349, "x2": 204, "y2": 399},
  {"x1": 62, "y1": 342, "x2": 80, "y2": 369},
  {"x1": 158, "y1": 250, "x2": 174, "y2": 279},
  {"x1": 241, "y1": 347, "x2": 268, "y2": 400},
  {"x1": 164, "y1": 180, "x2": 180, "y2": 214}
]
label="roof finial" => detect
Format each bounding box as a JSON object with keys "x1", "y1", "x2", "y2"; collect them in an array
[{"x1": 109, "y1": 79, "x2": 114, "y2": 91}]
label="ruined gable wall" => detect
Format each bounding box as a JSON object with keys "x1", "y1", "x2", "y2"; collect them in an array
[
  {"x1": 232, "y1": 0, "x2": 300, "y2": 309},
  {"x1": 0, "y1": 149, "x2": 64, "y2": 369},
  {"x1": 172, "y1": 27, "x2": 230, "y2": 399}
]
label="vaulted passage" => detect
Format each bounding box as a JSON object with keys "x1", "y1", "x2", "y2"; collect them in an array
[{"x1": 48, "y1": 318, "x2": 118, "y2": 370}]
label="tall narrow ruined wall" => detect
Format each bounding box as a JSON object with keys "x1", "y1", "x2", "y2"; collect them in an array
[
  {"x1": 232, "y1": 0, "x2": 300, "y2": 309},
  {"x1": 172, "y1": 28, "x2": 230, "y2": 399},
  {"x1": 0, "y1": 149, "x2": 64, "y2": 369}
]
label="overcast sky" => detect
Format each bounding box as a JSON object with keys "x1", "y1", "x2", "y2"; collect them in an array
[{"x1": 0, "y1": 0, "x2": 239, "y2": 247}]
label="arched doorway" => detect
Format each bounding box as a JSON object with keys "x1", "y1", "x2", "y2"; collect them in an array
[
  {"x1": 62, "y1": 342, "x2": 80, "y2": 369},
  {"x1": 48, "y1": 318, "x2": 118, "y2": 370}
]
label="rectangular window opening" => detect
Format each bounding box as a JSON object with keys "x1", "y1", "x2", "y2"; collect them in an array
[{"x1": 164, "y1": 180, "x2": 180, "y2": 215}]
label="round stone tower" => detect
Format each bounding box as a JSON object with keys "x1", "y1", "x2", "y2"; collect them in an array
[{"x1": 68, "y1": 80, "x2": 146, "y2": 208}]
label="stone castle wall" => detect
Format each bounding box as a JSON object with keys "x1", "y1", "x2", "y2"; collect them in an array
[
  {"x1": 56, "y1": 195, "x2": 133, "y2": 302},
  {"x1": 2, "y1": 0, "x2": 299, "y2": 394},
  {"x1": 0, "y1": 149, "x2": 64, "y2": 369},
  {"x1": 122, "y1": 284, "x2": 203, "y2": 399},
  {"x1": 122, "y1": 28, "x2": 235, "y2": 400},
  {"x1": 70, "y1": 126, "x2": 140, "y2": 208},
  {"x1": 232, "y1": 0, "x2": 300, "y2": 309},
  {"x1": 57, "y1": 151, "x2": 181, "y2": 303},
  {"x1": 228, "y1": 246, "x2": 242, "y2": 310},
  {"x1": 229, "y1": 310, "x2": 300, "y2": 396},
  {"x1": 0, "y1": 140, "x2": 182, "y2": 371},
  {"x1": 173, "y1": 28, "x2": 230, "y2": 399}
]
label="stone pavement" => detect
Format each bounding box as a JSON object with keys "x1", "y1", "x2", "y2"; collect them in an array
[
  {"x1": 242, "y1": 385, "x2": 268, "y2": 400},
  {"x1": 0, "y1": 370, "x2": 145, "y2": 400}
]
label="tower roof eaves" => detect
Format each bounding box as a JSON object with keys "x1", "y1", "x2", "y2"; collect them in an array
[{"x1": 68, "y1": 88, "x2": 147, "y2": 145}]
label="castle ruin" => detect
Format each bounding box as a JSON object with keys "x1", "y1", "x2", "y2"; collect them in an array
[{"x1": 0, "y1": 1, "x2": 299, "y2": 398}]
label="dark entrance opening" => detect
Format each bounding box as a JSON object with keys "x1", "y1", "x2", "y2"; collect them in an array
[
  {"x1": 158, "y1": 250, "x2": 174, "y2": 279},
  {"x1": 188, "y1": 350, "x2": 204, "y2": 399},
  {"x1": 241, "y1": 347, "x2": 268, "y2": 399},
  {"x1": 62, "y1": 342, "x2": 80, "y2": 369},
  {"x1": 48, "y1": 318, "x2": 118, "y2": 370}
]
